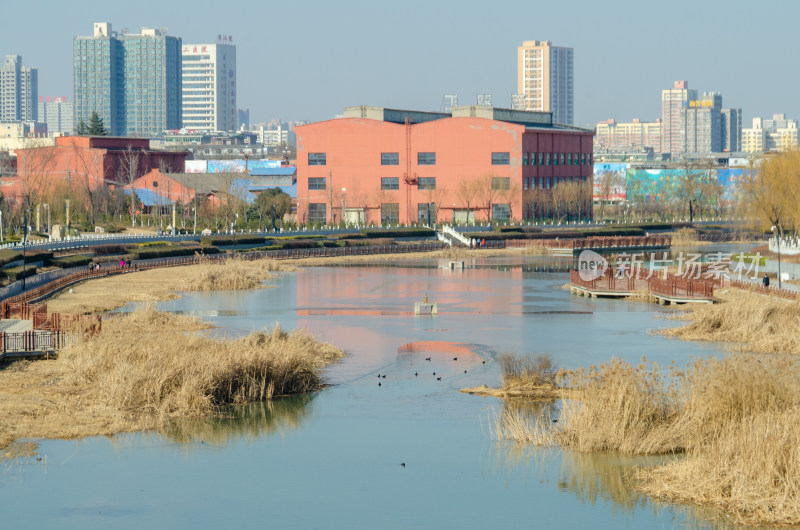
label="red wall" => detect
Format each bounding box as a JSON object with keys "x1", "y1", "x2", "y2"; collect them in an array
[
  {"x1": 9, "y1": 139, "x2": 186, "y2": 206},
  {"x1": 296, "y1": 116, "x2": 593, "y2": 225}
]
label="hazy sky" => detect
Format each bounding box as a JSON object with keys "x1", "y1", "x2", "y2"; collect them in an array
[{"x1": 2, "y1": 0, "x2": 795, "y2": 128}]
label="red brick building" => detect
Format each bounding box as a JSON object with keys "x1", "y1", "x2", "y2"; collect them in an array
[
  {"x1": 6, "y1": 136, "x2": 186, "y2": 205},
  {"x1": 295, "y1": 106, "x2": 594, "y2": 225}
]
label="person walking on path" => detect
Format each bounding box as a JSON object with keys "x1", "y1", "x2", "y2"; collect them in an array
[{"x1": 763, "y1": 273, "x2": 770, "y2": 288}]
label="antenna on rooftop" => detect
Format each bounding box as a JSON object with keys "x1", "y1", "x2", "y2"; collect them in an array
[
  {"x1": 440, "y1": 94, "x2": 458, "y2": 113},
  {"x1": 476, "y1": 94, "x2": 492, "y2": 107},
  {"x1": 510, "y1": 93, "x2": 525, "y2": 110}
]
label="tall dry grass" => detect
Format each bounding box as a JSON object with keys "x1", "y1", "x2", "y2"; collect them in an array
[
  {"x1": 0, "y1": 307, "x2": 343, "y2": 456},
  {"x1": 493, "y1": 354, "x2": 800, "y2": 526},
  {"x1": 499, "y1": 353, "x2": 557, "y2": 394},
  {"x1": 182, "y1": 255, "x2": 294, "y2": 292},
  {"x1": 671, "y1": 227, "x2": 700, "y2": 247},
  {"x1": 58, "y1": 306, "x2": 343, "y2": 419},
  {"x1": 662, "y1": 289, "x2": 800, "y2": 354}
]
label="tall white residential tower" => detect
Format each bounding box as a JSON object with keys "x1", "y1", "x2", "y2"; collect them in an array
[
  {"x1": 517, "y1": 40, "x2": 573, "y2": 125},
  {"x1": 181, "y1": 40, "x2": 236, "y2": 132}
]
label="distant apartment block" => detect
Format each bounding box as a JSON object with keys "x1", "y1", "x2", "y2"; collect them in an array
[
  {"x1": 517, "y1": 40, "x2": 573, "y2": 125},
  {"x1": 661, "y1": 81, "x2": 697, "y2": 155},
  {"x1": 681, "y1": 92, "x2": 722, "y2": 154},
  {"x1": 741, "y1": 114, "x2": 799, "y2": 153},
  {"x1": 595, "y1": 118, "x2": 661, "y2": 152},
  {"x1": 236, "y1": 108, "x2": 249, "y2": 130},
  {"x1": 38, "y1": 96, "x2": 74, "y2": 136},
  {"x1": 720, "y1": 108, "x2": 741, "y2": 152},
  {"x1": 181, "y1": 41, "x2": 236, "y2": 132},
  {"x1": 74, "y1": 22, "x2": 182, "y2": 136},
  {"x1": 657, "y1": 81, "x2": 742, "y2": 156},
  {"x1": 1, "y1": 55, "x2": 38, "y2": 123},
  {"x1": 0, "y1": 121, "x2": 47, "y2": 139}
]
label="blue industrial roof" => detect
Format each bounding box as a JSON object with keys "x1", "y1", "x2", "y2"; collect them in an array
[
  {"x1": 230, "y1": 179, "x2": 297, "y2": 203},
  {"x1": 249, "y1": 167, "x2": 297, "y2": 177},
  {"x1": 124, "y1": 188, "x2": 174, "y2": 207}
]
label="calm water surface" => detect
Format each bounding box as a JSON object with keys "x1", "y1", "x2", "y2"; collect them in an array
[{"x1": 4, "y1": 256, "x2": 743, "y2": 529}]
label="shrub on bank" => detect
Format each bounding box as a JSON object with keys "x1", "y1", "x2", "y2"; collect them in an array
[
  {"x1": 341, "y1": 238, "x2": 395, "y2": 247},
  {"x1": 362, "y1": 228, "x2": 435, "y2": 238},
  {"x1": 51, "y1": 255, "x2": 93, "y2": 268},
  {"x1": 0, "y1": 250, "x2": 23, "y2": 267},
  {"x1": 94, "y1": 244, "x2": 135, "y2": 255},
  {"x1": 200, "y1": 236, "x2": 267, "y2": 246},
  {"x1": 0, "y1": 265, "x2": 37, "y2": 281},
  {"x1": 129, "y1": 245, "x2": 220, "y2": 260}
]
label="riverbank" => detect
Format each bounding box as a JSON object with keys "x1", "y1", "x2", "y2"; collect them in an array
[
  {"x1": 45, "y1": 247, "x2": 523, "y2": 315},
  {"x1": 659, "y1": 288, "x2": 800, "y2": 354},
  {"x1": 46, "y1": 255, "x2": 297, "y2": 314},
  {"x1": 487, "y1": 288, "x2": 800, "y2": 526},
  {"x1": 0, "y1": 307, "x2": 343, "y2": 458}
]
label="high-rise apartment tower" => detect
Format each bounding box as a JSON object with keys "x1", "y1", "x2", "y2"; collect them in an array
[
  {"x1": 517, "y1": 40, "x2": 573, "y2": 125},
  {"x1": 1, "y1": 55, "x2": 38, "y2": 122},
  {"x1": 661, "y1": 81, "x2": 697, "y2": 156},
  {"x1": 181, "y1": 41, "x2": 236, "y2": 132},
  {"x1": 38, "y1": 96, "x2": 74, "y2": 136},
  {"x1": 73, "y1": 23, "x2": 182, "y2": 136}
]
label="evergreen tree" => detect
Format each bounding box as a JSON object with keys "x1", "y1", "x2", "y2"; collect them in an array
[
  {"x1": 87, "y1": 111, "x2": 109, "y2": 136},
  {"x1": 74, "y1": 119, "x2": 88, "y2": 135}
]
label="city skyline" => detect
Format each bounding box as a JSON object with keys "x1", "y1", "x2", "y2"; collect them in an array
[{"x1": 1, "y1": 0, "x2": 796, "y2": 128}]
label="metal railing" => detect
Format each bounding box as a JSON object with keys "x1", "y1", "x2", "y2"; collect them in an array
[
  {"x1": 0, "y1": 243, "x2": 451, "y2": 305},
  {"x1": 570, "y1": 269, "x2": 716, "y2": 300},
  {"x1": 729, "y1": 278, "x2": 798, "y2": 301},
  {"x1": 0, "y1": 330, "x2": 79, "y2": 354}
]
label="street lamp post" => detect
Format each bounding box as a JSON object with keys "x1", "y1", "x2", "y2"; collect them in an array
[
  {"x1": 772, "y1": 226, "x2": 782, "y2": 290},
  {"x1": 193, "y1": 207, "x2": 197, "y2": 235},
  {"x1": 341, "y1": 187, "x2": 346, "y2": 228},
  {"x1": 65, "y1": 199, "x2": 70, "y2": 237},
  {"x1": 233, "y1": 213, "x2": 239, "y2": 252},
  {"x1": 22, "y1": 209, "x2": 31, "y2": 290}
]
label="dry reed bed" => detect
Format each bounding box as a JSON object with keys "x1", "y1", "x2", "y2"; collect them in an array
[
  {"x1": 493, "y1": 354, "x2": 800, "y2": 526},
  {"x1": 670, "y1": 227, "x2": 703, "y2": 247},
  {"x1": 47, "y1": 255, "x2": 295, "y2": 315},
  {"x1": 0, "y1": 307, "x2": 343, "y2": 457},
  {"x1": 661, "y1": 289, "x2": 800, "y2": 355}
]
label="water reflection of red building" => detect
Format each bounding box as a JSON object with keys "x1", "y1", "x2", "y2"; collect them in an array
[{"x1": 294, "y1": 263, "x2": 525, "y2": 317}]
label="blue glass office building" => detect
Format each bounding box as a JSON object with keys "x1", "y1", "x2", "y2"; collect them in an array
[{"x1": 73, "y1": 22, "x2": 181, "y2": 136}]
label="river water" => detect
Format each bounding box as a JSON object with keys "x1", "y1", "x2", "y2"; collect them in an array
[{"x1": 3, "y1": 255, "x2": 743, "y2": 529}]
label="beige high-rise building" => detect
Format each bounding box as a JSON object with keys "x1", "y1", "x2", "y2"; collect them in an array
[
  {"x1": 595, "y1": 118, "x2": 662, "y2": 152},
  {"x1": 741, "y1": 115, "x2": 798, "y2": 153},
  {"x1": 661, "y1": 80, "x2": 697, "y2": 155},
  {"x1": 517, "y1": 40, "x2": 573, "y2": 125}
]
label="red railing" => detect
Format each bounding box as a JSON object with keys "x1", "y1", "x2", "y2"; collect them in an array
[
  {"x1": 510, "y1": 235, "x2": 671, "y2": 250},
  {"x1": 729, "y1": 278, "x2": 799, "y2": 301},
  {"x1": 570, "y1": 268, "x2": 716, "y2": 300}
]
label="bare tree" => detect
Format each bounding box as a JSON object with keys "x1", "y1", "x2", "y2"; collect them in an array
[
  {"x1": 16, "y1": 139, "x2": 57, "y2": 212},
  {"x1": 677, "y1": 159, "x2": 705, "y2": 223},
  {"x1": 456, "y1": 178, "x2": 480, "y2": 223},
  {"x1": 117, "y1": 145, "x2": 142, "y2": 186}
]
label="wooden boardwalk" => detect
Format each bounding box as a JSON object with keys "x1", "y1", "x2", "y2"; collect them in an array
[{"x1": 569, "y1": 269, "x2": 716, "y2": 305}]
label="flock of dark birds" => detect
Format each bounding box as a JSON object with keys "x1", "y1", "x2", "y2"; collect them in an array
[{"x1": 376, "y1": 356, "x2": 486, "y2": 386}]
